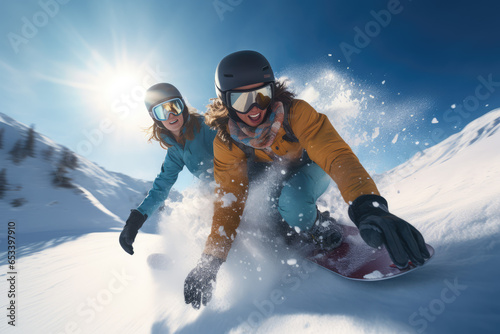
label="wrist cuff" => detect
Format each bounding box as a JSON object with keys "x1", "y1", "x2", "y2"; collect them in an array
[
  {"x1": 348, "y1": 194, "x2": 388, "y2": 227},
  {"x1": 201, "y1": 253, "x2": 224, "y2": 269},
  {"x1": 126, "y1": 209, "x2": 147, "y2": 229}
]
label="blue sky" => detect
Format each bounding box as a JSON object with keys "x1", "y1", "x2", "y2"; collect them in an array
[{"x1": 1, "y1": 0, "x2": 499, "y2": 189}]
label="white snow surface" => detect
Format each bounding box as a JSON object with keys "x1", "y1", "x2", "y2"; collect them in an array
[{"x1": 1, "y1": 109, "x2": 500, "y2": 333}]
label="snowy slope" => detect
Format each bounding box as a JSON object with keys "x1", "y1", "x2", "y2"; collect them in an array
[
  {"x1": 375, "y1": 108, "x2": 500, "y2": 233},
  {"x1": 1, "y1": 109, "x2": 500, "y2": 334},
  {"x1": 0, "y1": 112, "x2": 154, "y2": 234}
]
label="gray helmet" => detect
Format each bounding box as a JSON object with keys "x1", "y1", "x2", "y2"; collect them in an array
[
  {"x1": 215, "y1": 50, "x2": 275, "y2": 120},
  {"x1": 144, "y1": 83, "x2": 184, "y2": 119}
]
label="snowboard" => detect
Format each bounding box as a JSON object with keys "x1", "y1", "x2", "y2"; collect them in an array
[
  {"x1": 305, "y1": 224, "x2": 434, "y2": 281},
  {"x1": 147, "y1": 253, "x2": 171, "y2": 271}
]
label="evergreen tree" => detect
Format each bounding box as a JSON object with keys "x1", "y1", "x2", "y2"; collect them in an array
[
  {"x1": 60, "y1": 147, "x2": 78, "y2": 170},
  {"x1": 0, "y1": 128, "x2": 4, "y2": 149},
  {"x1": 0, "y1": 168, "x2": 7, "y2": 199},
  {"x1": 10, "y1": 198, "x2": 27, "y2": 207},
  {"x1": 52, "y1": 148, "x2": 78, "y2": 188},
  {"x1": 42, "y1": 146, "x2": 55, "y2": 161},
  {"x1": 24, "y1": 124, "x2": 36, "y2": 157},
  {"x1": 52, "y1": 165, "x2": 74, "y2": 188},
  {"x1": 8, "y1": 139, "x2": 25, "y2": 164}
]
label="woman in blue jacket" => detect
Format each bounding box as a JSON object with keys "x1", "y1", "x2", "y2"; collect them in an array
[{"x1": 119, "y1": 83, "x2": 217, "y2": 255}]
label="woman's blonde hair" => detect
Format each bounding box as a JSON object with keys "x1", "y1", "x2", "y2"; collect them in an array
[
  {"x1": 205, "y1": 80, "x2": 295, "y2": 149},
  {"x1": 146, "y1": 107, "x2": 203, "y2": 149}
]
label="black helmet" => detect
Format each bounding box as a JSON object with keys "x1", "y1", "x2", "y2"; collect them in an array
[
  {"x1": 215, "y1": 50, "x2": 275, "y2": 120},
  {"x1": 144, "y1": 83, "x2": 184, "y2": 119}
]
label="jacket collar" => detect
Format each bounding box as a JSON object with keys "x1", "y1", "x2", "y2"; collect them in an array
[
  {"x1": 161, "y1": 133, "x2": 178, "y2": 146},
  {"x1": 159, "y1": 113, "x2": 193, "y2": 147}
]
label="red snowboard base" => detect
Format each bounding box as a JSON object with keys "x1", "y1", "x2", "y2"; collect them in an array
[{"x1": 306, "y1": 224, "x2": 434, "y2": 281}]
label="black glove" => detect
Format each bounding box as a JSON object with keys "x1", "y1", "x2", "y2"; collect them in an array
[
  {"x1": 348, "y1": 194, "x2": 430, "y2": 268},
  {"x1": 184, "y1": 253, "x2": 224, "y2": 309},
  {"x1": 119, "y1": 209, "x2": 147, "y2": 255}
]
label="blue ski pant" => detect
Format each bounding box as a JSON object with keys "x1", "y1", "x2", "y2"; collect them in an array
[{"x1": 249, "y1": 161, "x2": 331, "y2": 231}]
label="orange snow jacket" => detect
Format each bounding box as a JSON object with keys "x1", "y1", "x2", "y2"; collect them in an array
[{"x1": 204, "y1": 99, "x2": 380, "y2": 260}]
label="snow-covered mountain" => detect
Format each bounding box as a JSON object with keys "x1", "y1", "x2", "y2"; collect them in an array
[
  {"x1": 1, "y1": 109, "x2": 499, "y2": 334},
  {"x1": 0, "y1": 112, "x2": 156, "y2": 234},
  {"x1": 379, "y1": 108, "x2": 500, "y2": 182},
  {"x1": 376, "y1": 108, "x2": 500, "y2": 224}
]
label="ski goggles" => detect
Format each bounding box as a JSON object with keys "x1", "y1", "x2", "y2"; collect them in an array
[
  {"x1": 226, "y1": 83, "x2": 273, "y2": 114},
  {"x1": 151, "y1": 98, "x2": 185, "y2": 121}
]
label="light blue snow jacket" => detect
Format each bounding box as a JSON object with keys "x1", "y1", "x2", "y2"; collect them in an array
[{"x1": 136, "y1": 116, "x2": 216, "y2": 217}]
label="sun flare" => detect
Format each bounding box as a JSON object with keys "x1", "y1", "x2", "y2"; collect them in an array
[
  {"x1": 77, "y1": 60, "x2": 153, "y2": 130},
  {"x1": 99, "y1": 68, "x2": 142, "y2": 103}
]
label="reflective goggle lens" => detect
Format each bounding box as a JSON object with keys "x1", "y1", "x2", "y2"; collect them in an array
[
  {"x1": 228, "y1": 84, "x2": 273, "y2": 114},
  {"x1": 152, "y1": 98, "x2": 184, "y2": 121}
]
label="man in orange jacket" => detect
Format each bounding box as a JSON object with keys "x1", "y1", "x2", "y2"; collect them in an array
[{"x1": 184, "y1": 50, "x2": 430, "y2": 309}]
